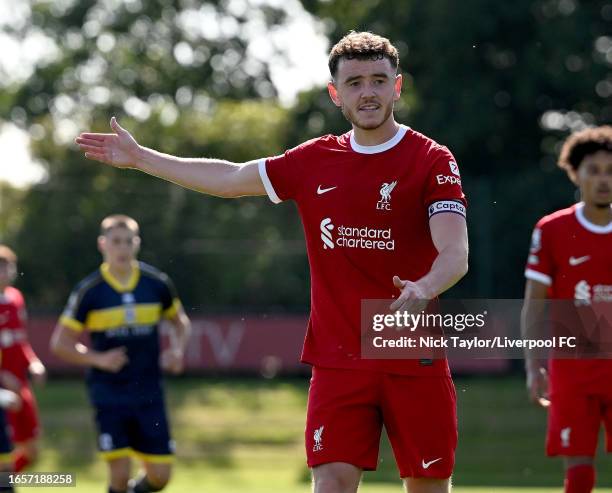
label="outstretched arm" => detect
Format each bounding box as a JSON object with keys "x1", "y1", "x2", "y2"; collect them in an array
[{"x1": 75, "y1": 117, "x2": 266, "y2": 198}]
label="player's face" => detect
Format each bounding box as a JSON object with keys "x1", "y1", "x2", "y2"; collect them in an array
[
  {"x1": 98, "y1": 227, "x2": 140, "y2": 270},
  {"x1": 328, "y1": 57, "x2": 402, "y2": 131},
  {"x1": 0, "y1": 260, "x2": 16, "y2": 289},
  {"x1": 575, "y1": 150, "x2": 612, "y2": 208}
]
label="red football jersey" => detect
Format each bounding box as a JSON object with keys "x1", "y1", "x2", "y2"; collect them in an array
[
  {"x1": 259, "y1": 125, "x2": 467, "y2": 375},
  {"x1": 525, "y1": 203, "x2": 612, "y2": 389},
  {"x1": 0, "y1": 286, "x2": 37, "y2": 382}
]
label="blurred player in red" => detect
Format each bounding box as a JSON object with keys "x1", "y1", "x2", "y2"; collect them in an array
[
  {"x1": 522, "y1": 126, "x2": 612, "y2": 493},
  {"x1": 0, "y1": 245, "x2": 46, "y2": 472},
  {"x1": 0, "y1": 359, "x2": 22, "y2": 493},
  {"x1": 75, "y1": 32, "x2": 468, "y2": 492}
]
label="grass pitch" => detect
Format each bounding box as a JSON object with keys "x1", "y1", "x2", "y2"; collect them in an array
[{"x1": 29, "y1": 376, "x2": 612, "y2": 492}]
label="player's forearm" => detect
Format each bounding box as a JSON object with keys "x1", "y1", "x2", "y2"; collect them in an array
[
  {"x1": 134, "y1": 146, "x2": 254, "y2": 198},
  {"x1": 170, "y1": 312, "x2": 192, "y2": 354},
  {"x1": 50, "y1": 332, "x2": 99, "y2": 367},
  {"x1": 21, "y1": 342, "x2": 39, "y2": 365},
  {"x1": 520, "y1": 300, "x2": 547, "y2": 370},
  {"x1": 416, "y1": 244, "x2": 468, "y2": 298}
]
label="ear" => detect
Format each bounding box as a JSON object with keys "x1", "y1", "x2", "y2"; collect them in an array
[
  {"x1": 133, "y1": 235, "x2": 141, "y2": 254},
  {"x1": 328, "y1": 81, "x2": 342, "y2": 107},
  {"x1": 393, "y1": 74, "x2": 403, "y2": 102},
  {"x1": 568, "y1": 167, "x2": 579, "y2": 186},
  {"x1": 97, "y1": 235, "x2": 106, "y2": 255}
]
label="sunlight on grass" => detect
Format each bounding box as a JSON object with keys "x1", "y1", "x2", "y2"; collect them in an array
[{"x1": 27, "y1": 376, "x2": 612, "y2": 492}]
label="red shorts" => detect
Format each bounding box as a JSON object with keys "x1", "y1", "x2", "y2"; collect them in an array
[
  {"x1": 547, "y1": 387, "x2": 612, "y2": 457},
  {"x1": 7, "y1": 386, "x2": 40, "y2": 443},
  {"x1": 305, "y1": 367, "x2": 457, "y2": 479}
]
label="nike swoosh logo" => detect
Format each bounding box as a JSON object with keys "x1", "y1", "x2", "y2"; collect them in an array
[
  {"x1": 569, "y1": 255, "x2": 590, "y2": 266},
  {"x1": 317, "y1": 185, "x2": 337, "y2": 195},
  {"x1": 422, "y1": 457, "x2": 442, "y2": 469}
]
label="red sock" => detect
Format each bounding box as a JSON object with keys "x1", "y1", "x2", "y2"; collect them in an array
[
  {"x1": 14, "y1": 452, "x2": 31, "y2": 472},
  {"x1": 565, "y1": 464, "x2": 595, "y2": 493}
]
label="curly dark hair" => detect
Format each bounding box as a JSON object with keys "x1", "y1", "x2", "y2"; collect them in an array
[
  {"x1": 558, "y1": 126, "x2": 612, "y2": 174},
  {"x1": 328, "y1": 31, "x2": 399, "y2": 79}
]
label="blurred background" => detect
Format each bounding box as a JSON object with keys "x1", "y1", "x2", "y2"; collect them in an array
[{"x1": 1, "y1": 0, "x2": 611, "y2": 491}]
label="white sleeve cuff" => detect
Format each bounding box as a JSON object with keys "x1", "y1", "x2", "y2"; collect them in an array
[
  {"x1": 258, "y1": 158, "x2": 282, "y2": 204},
  {"x1": 524, "y1": 268, "x2": 552, "y2": 286}
]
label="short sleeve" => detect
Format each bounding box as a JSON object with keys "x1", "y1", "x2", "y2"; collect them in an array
[
  {"x1": 524, "y1": 219, "x2": 554, "y2": 286},
  {"x1": 423, "y1": 146, "x2": 467, "y2": 219},
  {"x1": 59, "y1": 288, "x2": 90, "y2": 332},
  {"x1": 258, "y1": 142, "x2": 309, "y2": 203},
  {"x1": 160, "y1": 274, "x2": 182, "y2": 319}
]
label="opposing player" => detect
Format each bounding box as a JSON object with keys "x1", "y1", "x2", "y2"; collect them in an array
[
  {"x1": 522, "y1": 126, "x2": 612, "y2": 493},
  {"x1": 75, "y1": 32, "x2": 469, "y2": 492},
  {"x1": 50, "y1": 215, "x2": 191, "y2": 493},
  {"x1": 0, "y1": 245, "x2": 46, "y2": 471}
]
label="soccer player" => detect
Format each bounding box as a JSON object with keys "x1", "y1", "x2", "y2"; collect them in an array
[
  {"x1": 50, "y1": 215, "x2": 191, "y2": 493},
  {"x1": 0, "y1": 245, "x2": 46, "y2": 472},
  {"x1": 0, "y1": 367, "x2": 21, "y2": 493},
  {"x1": 522, "y1": 126, "x2": 612, "y2": 493},
  {"x1": 75, "y1": 32, "x2": 469, "y2": 493}
]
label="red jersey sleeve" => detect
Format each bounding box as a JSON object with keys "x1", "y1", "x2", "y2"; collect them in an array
[
  {"x1": 423, "y1": 146, "x2": 467, "y2": 219},
  {"x1": 258, "y1": 140, "x2": 313, "y2": 203},
  {"x1": 524, "y1": 218, "x2": 554, "y2": 286}
]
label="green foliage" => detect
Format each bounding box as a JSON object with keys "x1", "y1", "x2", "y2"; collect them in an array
[
  {"x1": 13, "y1": 101, "x2": 309, "y2": 309},
  {"x1": 3, "y1": 1, "x2": 310, "y2": 310},
  {"x1": 3, "y1": 0, "x2": 611, "y2": 308}
]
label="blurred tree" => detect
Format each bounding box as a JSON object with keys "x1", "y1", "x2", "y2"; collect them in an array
[
  {"x1": 2, "y1": 0, "x2": 610, "y2": 309},
  {"x1": 0, "y1": 181, "x2": 27, "y2": 243},
  {"x1": 1, "y1": 0, "x2": 315, "y2": 310},
  {"x1": 15, "y1": 102, "x2": 310, "y2": 311}
]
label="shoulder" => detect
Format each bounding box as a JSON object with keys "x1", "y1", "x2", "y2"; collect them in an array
[
  {"x1": 535, "y1": 205, "x2": 576, "y2": 231},
  {"x1": 138, "y1": 262, "x2": 171, "y2": 284},
  {"x1": 402, "y1": 129, "x2": 456, "y2": 174},
  {"x1": 67, "y1": 269, "x2": 104, "y2": 307},
  {"x1": 73, "y1": 269, "x2": 104, "y2": 296},
  {"x1": 5, "y1": 286, "x2": 23, "y2": 304},
  {"x1": 406, "y1": 128, "x2": 451, "y2": 156},
  {"x1": 289, "y1": 134, "x2": 347, "y2": 156}
]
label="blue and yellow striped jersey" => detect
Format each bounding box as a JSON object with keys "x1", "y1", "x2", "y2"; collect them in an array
[{"x1": 61, "y1": 261, "x2": 182, "y2": 405}]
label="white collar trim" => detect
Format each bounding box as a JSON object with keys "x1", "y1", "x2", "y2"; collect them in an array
[
  {"x1": 350, "y1": 124, "x2": 408, "y2": 154},
  {"x1": 575, "y1": 202, "x2": 612, "y2": 234}
]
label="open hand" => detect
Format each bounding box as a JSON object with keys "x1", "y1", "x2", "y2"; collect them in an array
[{"x1": 75, "y1": 117, "x2": 141, "y2": 168}]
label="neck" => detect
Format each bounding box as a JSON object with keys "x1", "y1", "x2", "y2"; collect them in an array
[
  {"x1": 582, "y1": 202, "x2": 612, "y2": 226},
  {"x1": 352, "y1": 116, "x2": 399, "y2": 146},
  {"x1": 107, "y1": 262, "x2": 133, "y2": 284}
]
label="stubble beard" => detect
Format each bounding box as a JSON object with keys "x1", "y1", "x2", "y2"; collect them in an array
[{"x1": 341, "y1": 101, "x2": 394, "y2": 131}]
